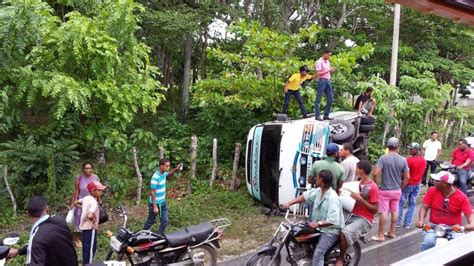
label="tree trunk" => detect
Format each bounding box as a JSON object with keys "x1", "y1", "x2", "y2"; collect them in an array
[
  {"x1": 231, "y1": 143, "x2": 242, "y2": 191},
  {"x1": 3, "y1": 165, "x2": 17, "y2": 216},
  {"x1": 159, "y1": 146, "x2": 164, "y2": 160},
  {"x1": 200, "y1": 30, "x2": 208, "y2": 80},
  {"x1": 445, "y1": 120, "x2": 455, "y2": 144},
  {"x1": 132, "y1": 147, "x2": 143, "y2": 206},
  {"x1": 182, "y1": 34, "x2": 193, "y2": 120},
  {"x1": 210, "y1": 138, "x2": 218, "y2": 187}
]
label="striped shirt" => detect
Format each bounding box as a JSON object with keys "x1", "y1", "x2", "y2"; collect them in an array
[{"x1": 149, "y1": 170, "x2": 168, "y2": 204}]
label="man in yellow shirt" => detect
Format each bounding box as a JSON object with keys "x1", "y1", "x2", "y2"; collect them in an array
[{"x1": 282, "y1": 66, "x2": 313, "y2": 118}]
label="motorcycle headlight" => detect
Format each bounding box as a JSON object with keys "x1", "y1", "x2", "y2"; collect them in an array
[
  {"x1": 110, "y1": 236, "x2": 123, "y2": 252},
  {"x1": 434, "y1": 226, "x2": 446, "y2": 237}
]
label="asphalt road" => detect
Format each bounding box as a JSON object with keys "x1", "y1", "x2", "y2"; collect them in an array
[{"x1": 220, "y1": 195, "x2": 474, "y2": 266}]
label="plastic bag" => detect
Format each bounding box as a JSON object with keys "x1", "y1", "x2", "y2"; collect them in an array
[{"x1": 66, "y1": 208, "x2": 75, "y2": 224}]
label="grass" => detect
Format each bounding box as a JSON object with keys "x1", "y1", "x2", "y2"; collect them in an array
[{"x1": 0, "y1": 177, "x2": 280, "y2": 264}]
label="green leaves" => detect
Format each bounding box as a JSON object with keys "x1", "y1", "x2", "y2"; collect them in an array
[{"x1": 0, "y1": 0, "x2": 165, "y2": 150}]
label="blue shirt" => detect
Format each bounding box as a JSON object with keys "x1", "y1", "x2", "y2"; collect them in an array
[{"x1": 148, "y1": 170, "x2": 168, "y2": 204}]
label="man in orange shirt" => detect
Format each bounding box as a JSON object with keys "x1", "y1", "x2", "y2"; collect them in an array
[{"x1": 282, "y1": 66, "x2": 313, "y2": 118}]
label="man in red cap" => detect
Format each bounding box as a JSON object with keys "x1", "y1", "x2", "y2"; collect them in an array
[
  {"x1": 416, "y1": 171, "x2": 474, "y2": 251},
  {"x1": 74, "y1": 181, "x2": 106, "y2": 264}
]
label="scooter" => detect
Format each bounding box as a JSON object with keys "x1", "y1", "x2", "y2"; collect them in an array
[{"x1": 0, "y1": 233, "x2": 20, "y2": 266}]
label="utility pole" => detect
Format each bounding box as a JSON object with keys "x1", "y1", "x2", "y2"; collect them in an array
[
  {"x1": 389, "y1": 4, "x2": 400, "y2": 85},
  {"x1": 383, "y1": 3, "x2": 401, "y2": 146}
]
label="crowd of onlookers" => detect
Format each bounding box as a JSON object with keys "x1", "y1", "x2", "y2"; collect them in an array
[{"x1": 283, "y1": 132, "x2": 474, "y2": 266}]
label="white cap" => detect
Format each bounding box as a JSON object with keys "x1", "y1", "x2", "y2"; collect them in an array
[{"x1": 430, "y1": 171, "x2": 455, "y2": 184}]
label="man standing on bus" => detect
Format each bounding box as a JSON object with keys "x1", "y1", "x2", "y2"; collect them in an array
[{"x1": 281, "y1": 66, "x2": 313, "y2": 118}]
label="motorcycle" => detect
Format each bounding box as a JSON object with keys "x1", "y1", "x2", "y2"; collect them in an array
[
  {"x1": 105, "y1": 205, "x2": 231, "y2": 266},
  {"x1": 422, "y1": 224, "x2": 465, "y2": 247},
  {"x1": 0, "y1": 233, "x2": 20, "y2": 266},
  {"x1": 247, "y1": 209, "x2": 361, "y2": 266}
]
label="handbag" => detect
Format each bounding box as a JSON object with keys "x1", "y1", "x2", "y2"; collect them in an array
[
  {"x1": 66, "y1": 208, "x2": 75, "y2": 224},
  {"x1": 98, "y1": 204, "x2": 108, "y2": 224}
]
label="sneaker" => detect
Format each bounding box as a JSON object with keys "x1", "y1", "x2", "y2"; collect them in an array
[
  {"x1": 396, "y1": 224, "x2": 400, "y2": 228},
  {"x1": 315, "y1": 117, "x2": 323, "y2": 121},
  {"x1": 323, "y1": 117, "x2": 333, "y2": 120},
  {"x1": 303, "y1": 114, "x2": 308, "y2": 118},
  {"x1": 404, "y1": 226, "x2": 410, "y2": 229}
]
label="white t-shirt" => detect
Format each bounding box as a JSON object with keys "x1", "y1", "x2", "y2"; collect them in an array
[
  {"x1": 341, "y1": 155, "x2": 360, "y2": 182},
  {"x1": 422, "y1": 139, "x2": 442, "y2": 161}
]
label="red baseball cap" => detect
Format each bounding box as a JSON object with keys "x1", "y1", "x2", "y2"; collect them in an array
[{"x1": 87, "y1": 181, "x2": 107, "y2": 192}]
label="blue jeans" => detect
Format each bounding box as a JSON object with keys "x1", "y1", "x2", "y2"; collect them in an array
[
  {"x1": 455, "y1": 169, "x2": 469, "y2": 196},
  {"x1": 421, "y1": 229, "x2": 462, "y2": 251},
  {"x1": 81, "y1": 229, "x2": 97, "y2": 265},
  {"x1": 282, "y1": 90, "x2": 308, "y2": 116},
  {"x1": 397, "y1": 184, "x2": 420, "y2": 228},
  {"x1": 143, "y1": 202, "x2": 169, "y2": 235},
  {"x1": 312, "y1": 232, "x2": 339, "y2": 266},
  {"x1": 314, "y1": 79, "x2": 333, "y2": 118}
]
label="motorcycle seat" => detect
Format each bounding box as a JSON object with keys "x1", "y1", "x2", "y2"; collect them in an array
[
  {"x1": 186, "y1": 222, "x2": 214, "y2": 245},
  {"x1": 165, "y1": 229, "x2": 191, "y2": 247},
  {"x1": 0, "y1": 246, "x2": 9, "y2": 260}
]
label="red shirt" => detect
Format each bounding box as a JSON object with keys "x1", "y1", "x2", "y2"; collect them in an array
[
  {"x1": 451, "y1": 148, "x2": 473, "y2": 170},
  {"x1": 407, "y1": 155, "x2": 427, "y2": 185},
  {"x1": 352, "y1": 180, "x2": 379, "y2": 223},
  {"x1": 423, "y1": 187, "x2": 472, "y2": 226}
]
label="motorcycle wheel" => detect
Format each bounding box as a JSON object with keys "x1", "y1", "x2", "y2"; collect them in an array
[
  {"x1": 104, "y1": 249, "x2": 127, "y2": 264},
  {"x1": 247, "y1": 252, "x2": 281, "y2": 266},
  {"x1": 324, "y1": 241, "x2": 361, "y2": 266},
  {"x1": 177, "y1": 244, "x2": 217, "y2": 266}
]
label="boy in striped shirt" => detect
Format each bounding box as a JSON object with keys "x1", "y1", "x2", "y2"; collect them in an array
[{"x1": 143, "y1": 158, "x2": 182, "y2": 235}]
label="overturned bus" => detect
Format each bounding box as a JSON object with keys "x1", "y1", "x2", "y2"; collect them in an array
[{"x1": 245, "y1": 111, "x2": 375, "y2": 207}]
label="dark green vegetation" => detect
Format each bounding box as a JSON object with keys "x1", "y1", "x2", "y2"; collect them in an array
[{"x1": 1, "y1": 0, "x2": 473, "y2": 259}]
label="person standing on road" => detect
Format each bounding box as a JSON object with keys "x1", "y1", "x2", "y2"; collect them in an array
[
  {"x1": 340, "y1": 142, "x2": 360, "y2": 182},
  {"x1": 397, "y1": 143, "x2": 426, "y2": 229},
  {"x1": 282, "y1": 170, "x2": 344, "y2": 266},
  {"x1": 308, "y1": 143, "x2": 346, "y2": 192},
  {"x1": 416, "y1": 171, "x2": 474, "y2": 251},
  {"x1": 143, "y1": 158, "x2": 182, "y2": 235},
  {"x1": 314, "y1": 50, "x2": 336, "y2": 121},
  {"x1": 422, "y1": 131, "x2": 442, "y2": 186},
  {"x1": 450, "y1": 139, "x2": 473, "y2": 196},
  {"x1": 281, "y1": 66, "x2": 314, "y2": 118},
  {"x1": 335, "y1": 160, "x2": 379, "y2": 266},
  {"x1": 371, "y1": 137, "x2": 410, "y2": 241},
  {"x1": 7, "y1": 196, "x2": 78, "y2": 266}
]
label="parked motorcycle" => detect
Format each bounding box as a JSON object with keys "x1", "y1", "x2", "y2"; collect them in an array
[
  {"x1": 0, "y1": 233, "x2": 20, "y2": 266},
  {"x1": 422, "y1": 224, "x2": 465, "y2": 247},
  {"x1": 247, "y1": 210, "x2": 361, "y2": 266},
  {"x1": 105, "y1": 205, "x2": 231, "y2": 266}
]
